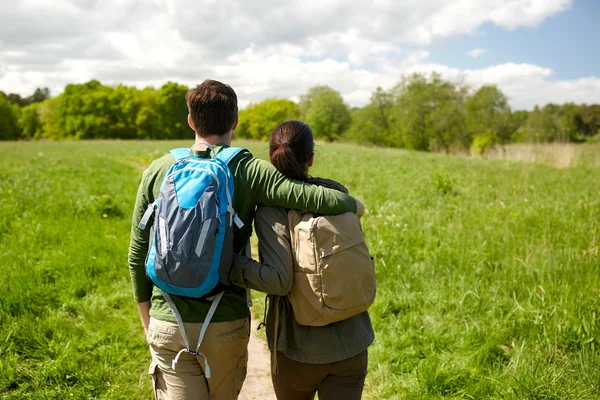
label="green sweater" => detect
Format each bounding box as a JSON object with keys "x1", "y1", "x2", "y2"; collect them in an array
[{"x1": 128, "y1": 144, "x2": 357, "y2": 323}]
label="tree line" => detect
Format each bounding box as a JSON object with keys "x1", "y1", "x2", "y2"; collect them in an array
[
  {"x1": 0, "y1": 80, "x2": 189, "y2": 141},
  {"x1": 345, "y1": 74, "x2": 600, "y2": 153},
  {"x1": 1, "y1": 74, "x2": 599, "y2": 153}
]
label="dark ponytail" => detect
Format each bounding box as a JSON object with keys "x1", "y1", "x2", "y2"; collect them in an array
[{"x1": 269, "y1": 120, "x2": 315, "y2": 181}]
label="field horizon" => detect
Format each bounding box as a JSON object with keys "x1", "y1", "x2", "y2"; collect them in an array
[{"x1": 0, "y1": 140, "x2": 599, "y2": 399}]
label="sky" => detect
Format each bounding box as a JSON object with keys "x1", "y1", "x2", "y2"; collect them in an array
[{"x1": 0, "y1": 0, "x2": 598, "y2": 110}]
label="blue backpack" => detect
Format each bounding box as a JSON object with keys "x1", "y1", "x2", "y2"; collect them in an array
[{"x1": 138, "y1": 142, "x2": 246, "y2": 376}]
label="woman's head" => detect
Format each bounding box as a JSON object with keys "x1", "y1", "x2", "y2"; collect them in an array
[{"x1": 269, "y1": 120, "x2": 315, "y2": 181}]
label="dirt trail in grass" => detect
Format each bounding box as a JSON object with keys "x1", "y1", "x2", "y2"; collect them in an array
[{"x1": 239, "y1": 319, "x2": 276, "y2": 400}]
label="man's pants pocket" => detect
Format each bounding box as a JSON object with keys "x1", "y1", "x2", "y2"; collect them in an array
[
  {"x1": 146, "y1": 318, "x2": 249, "y2": 400},
  {"x1": 148, "y1": 362, "x2": 166, "y2": 400}
]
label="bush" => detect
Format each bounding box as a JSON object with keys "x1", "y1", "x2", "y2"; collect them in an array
[
  {"x1": 237, "y1": 99, "x2": 299, "y2": 140},
  {"x1": 470, "y1": 132, "x2": 497, "y2": 156}
]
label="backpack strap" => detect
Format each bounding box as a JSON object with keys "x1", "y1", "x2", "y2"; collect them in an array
[
  {"x1": 271, "y1": 296, "x2": 281, "y2": 375},
  {"x1": 169, "y1": 148, "x2": 190, "y2": 161},
  {"x1": 215, "y1": 147, "x2": 247, "y2": 229},
  {"x1": 137, "y1": 201, "x2": 156, "y2": 230},
  {"x1": 216, "y1": 147, "x2": 246, "y2": 165},
  {"x1": 162, "y1": 290, "x2": 224, "y2": 378}
]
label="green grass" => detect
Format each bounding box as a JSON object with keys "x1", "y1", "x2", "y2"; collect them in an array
[{"x1": 0, "y1": 140, "x2": 599, "y2": 399}]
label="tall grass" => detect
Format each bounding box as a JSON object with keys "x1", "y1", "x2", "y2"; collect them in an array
[
  {"x1": 0, "y1": 140, "x2": 598, "y2": 399},
  {"x1": 486, "y1": 143, "x2": 600, "y2": 169}
]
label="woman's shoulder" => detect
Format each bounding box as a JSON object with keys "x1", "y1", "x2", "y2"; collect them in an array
[
  {"x1": 256, "y1": 206, "x2": 290, "y2": 224},
  {"x1": 255, "y1": 206, "x2": 292, "y2": 240},
  {"x1": 305, "y1": 177, "x2": 349, "y2": 194}
]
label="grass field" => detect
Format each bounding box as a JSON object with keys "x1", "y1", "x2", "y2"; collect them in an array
[{"x1": 0, "y1": 140, "x2": 599, "y2": 399}]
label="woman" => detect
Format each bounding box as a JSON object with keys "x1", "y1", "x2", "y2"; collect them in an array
[{"x1": 229, "y1": 120, "x2": 374, "y2": 400}]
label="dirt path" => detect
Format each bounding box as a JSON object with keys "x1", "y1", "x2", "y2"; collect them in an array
[{"x1": 239, "y1": 320, "x2": 276, "y2": 400}]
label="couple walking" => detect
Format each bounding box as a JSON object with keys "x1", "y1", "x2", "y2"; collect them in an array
[{"x1": 128, "y1": 80, "x2": 375, "y2": 400}]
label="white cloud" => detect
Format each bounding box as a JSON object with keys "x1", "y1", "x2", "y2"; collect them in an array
[
  {"x1": 489, "y1": 0, "x2": 572, "y2": 29},
  {"x1": 467, "y1": 48, "x2": 487, "y2": 58},
  {"x1": 0, "y1": 0, "x2": 594, "y2": 110},
  {"x1": 214, "y1": 53, "x2": 600, "y2": 109}
]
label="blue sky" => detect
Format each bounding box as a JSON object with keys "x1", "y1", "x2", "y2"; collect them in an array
[{"x1": 429, "y1": 0, "x2": 599, "y2": 80}]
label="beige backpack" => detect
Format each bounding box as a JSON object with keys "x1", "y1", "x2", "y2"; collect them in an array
[{"x1": 286, "y1": 210, "x2": 376, "y2": 326}]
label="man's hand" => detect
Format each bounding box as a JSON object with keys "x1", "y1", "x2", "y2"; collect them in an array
[
  {"x1": 137, "y1": 301, "x2": 151, "y2": 335},
  {"x1": 356, "y1": 199, "x2": 365, "y2": 218}
]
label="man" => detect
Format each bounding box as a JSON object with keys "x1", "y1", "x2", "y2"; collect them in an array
[{"x1": 128, "y1": 79, "x2": 363, "y2": 399}]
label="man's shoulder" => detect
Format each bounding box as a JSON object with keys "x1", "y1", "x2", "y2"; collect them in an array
[
  {"x1": 141, "y1": 153, "x2": 175, "y2": 191},
  {"x1": 152, "y1": 152, "x2": 176, "y2": 168},
  {"x1": 145, "y1": 153, "x2": 175, "y2": 175},
  {"x1": 227, "y1": 147, "x2": 255, "y2": 175},
  {"x1": 227, "y1": 147, "x2": 253, "y2": 164}
]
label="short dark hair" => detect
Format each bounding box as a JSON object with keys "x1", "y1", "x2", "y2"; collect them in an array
[{"x1": 186, "y1": 80, "x2": 238, "y2": 137}]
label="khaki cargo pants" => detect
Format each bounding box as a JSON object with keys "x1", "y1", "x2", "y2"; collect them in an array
[{"x1": 146, "y1": 317, "x2": 250, "y2": 400}]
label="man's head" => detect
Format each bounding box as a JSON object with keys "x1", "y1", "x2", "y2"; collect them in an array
[{"x1": 186, "y1": 80, "x2": 238, "y2": 138}]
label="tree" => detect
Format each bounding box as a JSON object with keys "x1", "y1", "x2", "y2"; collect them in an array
[
  {"x1": 237, "y1": 99, "x2": 299, "y2": 140},
  {"x1": 465, "y1": 85, "x2": 512, "y2": 144},
  {"x1": 156, "y1": 82, "x2": 189, "y2": 139},
  {"x1": 135, "y1": 87, "x2": 160, "y2": 139},
  {"x1": 298, "y1": 86, "x2": 331, "y2": 120},
  {"x1": 304, "y1": 88, "x2": 351, "y2": 142},
  {"x1": 389, "y1": 73, "x2": 468, "y2": 152},
  {"x1": 578, "y1": 105, "x2": 600, "y2": 138},
  {"x1": 18, "y1": 103, "x2": 43, "y2": 139},
  {"x1": 58, "y1": 80, "x2": 101, "y2": 138},
  {"x1": 509, "y1": 110, "x2": 529, "y2": 142},
  {"x1": 347, "y1": 87, "x2": 395, "y2": 146},
  {"x1": 3, "y1": 77, "x2": 598, "y2": 146},
  {"x1": 521, "y1": 104, "x2": 561, "y2": 143},
  {"x1": 390, "y1": 74, "x2": 430, "y2": 150},
  {"x1": 428, "y1": 78, "x2": 468, "y2": 152},
  {"x1": 558, "y1": 103, "x2": 584, "y2": 142},
  {"x1": 0, "y1": 95, "x2": 21, "y2": 140},
  {"x1": 28, "y1": 88, "x2": 51, "y2": 104},
  {"x1": 57, "y1": 80, "x2": 140, "y2": 139},
  {"x1": 2, "y1": 87, "x2": 51, "y2": 107},
  {"x1": 7, "y1": 93, "x2": 28, "y2": 107},
  {"x1": 37, "y1": 97, "x2": 61, "y2": 139}
]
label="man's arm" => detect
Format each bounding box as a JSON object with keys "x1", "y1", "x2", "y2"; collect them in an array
[
  {"x1": 128, "y1": 169, "x2": 155, "y2": 332},
  {"x1": 229, "y1": 207, "x2": 293, "y2": 295},
  {"x1": 244, "y1": 158, "x2": 358, "y2": 215}
]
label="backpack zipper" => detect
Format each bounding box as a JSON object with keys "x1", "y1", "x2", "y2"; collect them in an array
[
  {"x1": 310, "y1": 219, "x2": 319, "y2": 273},
  {"x1": 309, "y1": 219, "x2": 318, "y2": 241}
]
